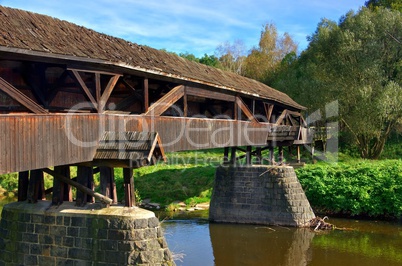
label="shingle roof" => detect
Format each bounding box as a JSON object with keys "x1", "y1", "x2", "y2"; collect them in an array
[{"x1": 0, "y1": 5, "x2": 304, "y2": 110}]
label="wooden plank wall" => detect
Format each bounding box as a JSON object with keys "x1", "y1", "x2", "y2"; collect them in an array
[
  {"x1": 0, "y1": 114, "x2": 299, "y2": 174},
  {"x1": 0, "y1": 114, "x2": 99, "y2": 174}
]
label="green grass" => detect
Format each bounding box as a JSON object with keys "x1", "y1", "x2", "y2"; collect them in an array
[
  {"x1": 114, "y1": 150, "x2": 222, "y2": 206},
  {"x1": 1, "y1": 148, "x2": 402, "y2": 218}
]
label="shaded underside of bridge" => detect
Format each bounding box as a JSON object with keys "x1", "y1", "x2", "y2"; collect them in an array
[{"x1": 0, "y1": 5, "x2": 312, "y2": 208}]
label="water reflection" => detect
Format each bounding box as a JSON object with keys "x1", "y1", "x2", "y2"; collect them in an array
[
  {"x1": 161, "y1": 212, "x2": 402, "y2": 266},
  {"x1": 210, "y1": 223, "x2": 314, "y2": 266}
]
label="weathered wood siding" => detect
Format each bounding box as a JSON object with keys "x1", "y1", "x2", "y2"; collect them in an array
[{"x1": 0, "y1": 114, "x2": 299, "y2": 174}]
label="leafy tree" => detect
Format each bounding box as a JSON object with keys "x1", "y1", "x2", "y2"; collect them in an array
[
  {"x1": 275, "y1": 8, "x2": 402, "y2": 159},
  {"x1": 199, "y1": 54, "x2": 221, "y2": 68},
  {"x1": 178, "y1": 52, "x2": 199, "y2": 62},
  {"x1": 365, "y1": 0, "x2": 402, "y2": 12},
  {"x1": 243, "y1": 23, "x2": 298, "y2": 84}
]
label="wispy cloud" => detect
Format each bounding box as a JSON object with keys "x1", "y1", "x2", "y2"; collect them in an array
[{"x1": 0, "y1": 0, "x2": 363, "y2": 56}]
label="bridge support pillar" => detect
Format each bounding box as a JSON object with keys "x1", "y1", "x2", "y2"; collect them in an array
[
  {"x1": 0, "y1": 201, "x2": 175, "y2": 265},
  {"x1": 209, "y1": 165, "x2": 315, "y2": 227}
]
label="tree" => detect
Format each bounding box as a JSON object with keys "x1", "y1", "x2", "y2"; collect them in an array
[
  {"x1": 178, "y1": 52, "x2": 199, "y2": 62},
  {"x1": 215, "y1": 40, "x2": 247, "y2": 75},
  {"x1": 365, "y1": 0, "x2": 402, "y2": 12},
  {"x1": 243, "y1": 23, "x2": 298, "y2": 84},
  {"x1": 199, "y1": 54, "x2": 221, "y2": 68},
  {"x1": 276, "y1": 8, "x2": 402, "y2": 159}
]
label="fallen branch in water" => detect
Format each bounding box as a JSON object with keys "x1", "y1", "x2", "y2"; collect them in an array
[{"x1": 307, "y1": 216, "x2": 335, "y2": 230}]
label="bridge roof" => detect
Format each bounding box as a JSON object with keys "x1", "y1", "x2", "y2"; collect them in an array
[{"x1": 0, "y1": 5, "x2": 304, "y2": 110}]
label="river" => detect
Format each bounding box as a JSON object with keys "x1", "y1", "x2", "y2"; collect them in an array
[
  {"x1": 1, "y1": 200, "x2": 401, "y2": 265},
  {"x1": 160, "y1": 210, "x2": 402, "y2": 266}
]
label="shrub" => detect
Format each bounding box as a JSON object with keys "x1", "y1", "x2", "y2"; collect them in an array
[{"x1": 296, "y1": 160, "x2": 402, "y2": 218}]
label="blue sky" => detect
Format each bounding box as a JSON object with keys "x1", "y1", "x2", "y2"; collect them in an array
[{"x1": 0, "y1": 0, "x2": 364, "y2": 57}]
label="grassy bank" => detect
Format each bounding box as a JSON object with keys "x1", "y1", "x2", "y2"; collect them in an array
[{"x1": 1, "y1": 149, "x2": 401, "y2": 219}]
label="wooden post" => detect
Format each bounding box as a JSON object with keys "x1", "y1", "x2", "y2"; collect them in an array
[
  {"x1": 183, "y1": 86, "x2": 188, "y2": 117},
  {"x1": 76, "y1": 166, "x2": 93, "y2": 206},
  {"x1": 18, "y1": 171, "x2": 29, "y2": 201},
  {"x1": 230, "y1": 147, "x2": 237, "y2": 165},
  {"x1": 123, "y1": 168, "x2": 135, "y2": 207},
  {"x1": 269, "y1": 147, "x2": 274, "y2": 165},
  {"x1": 256, "y1": 147, "x2": 262, "y2": 165},
  {"x1": 100, "y1": 167, "x2": 118, "y2": 204},
  {"x1": 143, "y1": 78, "x2": 149, "y2": 113},
  {"x1": 234, "y1": 101, "x2": 238, "y2": 120},
  {"x1": 297, "y1": 146, "x2": 301, "y2": 163},
  {"x1": 279, "y1": 146, "x2": 284, "y2": 165},
  {"x1": 52, "y1": 166, "x2": 71, "y2": 205},
  {"x1": 28, "y1": 169, "x2": 45, "y2": 203},
  {"x1": 43, "y1": 168, "x2": 112, "y2": 206},
  {"x1": 246, "y1": 146, "x2": 252, "y2": 165},
  {"x1": 223, "y1": 147, "x2": 229, "y2": 164}
]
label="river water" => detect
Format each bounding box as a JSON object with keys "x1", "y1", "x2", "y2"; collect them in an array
[
  {"x1": 160, "y1": 210, "x2": 402, "y2": 266},
  {"x1": 1, "y1": 200, "x2": 401, "y2": 266}
]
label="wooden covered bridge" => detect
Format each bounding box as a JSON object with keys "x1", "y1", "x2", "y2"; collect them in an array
[{"x1": 0, "y1": 6, "x2": 311, "y2": 208}]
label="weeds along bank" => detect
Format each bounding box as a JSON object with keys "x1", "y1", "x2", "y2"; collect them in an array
[
  {"x1": 0, "y1": 150, "x2": 401, "y2": 219},
  {"x1": 296, "y1": 160, "x2": 402, "y2": 219}
]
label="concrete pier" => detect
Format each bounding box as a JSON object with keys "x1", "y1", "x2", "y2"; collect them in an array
[
  {"x1": 0, "y1": 201, "x2": 174, "y2": 265},
  {"x1": 209, "y1": 165, "x2": 315, "y2": 227}
]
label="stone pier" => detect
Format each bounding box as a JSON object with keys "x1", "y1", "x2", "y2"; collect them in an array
[
  {"x1": 0, "y1": 201, "x2": 174, "y2": 265},
  {"x1": 209, "y1": 165, "x2": 315, "y2": 227}
]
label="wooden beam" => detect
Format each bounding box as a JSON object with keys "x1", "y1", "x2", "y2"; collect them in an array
[
  {"x1": 0, "y1": 77, "x2": 48, "y2": 114},
  {"x1": 264, "y1": 103, "x2": 274, "y2": 122},
  {"x1": 100, "y1": 167, "x2": 117, "y2": 204},
  {"x1": 275, "y1": 109, "x2": 288, "y2": 125},
  {"x1": 43, "y1": 168, "x2": 113, "y2": 206},
  {"x1": 71, "y1": 70, "x2": 98, "y2": 110},
  {"x1": 145, "y1": 85, "x2": 184, "y2": 116},
  {"x1": 183, "y1": 86, "x2": 188, "y2": 117},
  {"x1": 67, "y1": 68, "x2": 121, "y2": 76},
  {"x1": 123, "y1": 168, "x2": 135, "y2": 207},
  {"x1": 98, "y1": 74, "x2": 120, "y2": 112},
  {"x1": 95, "y1": 72, "x2": 101, "y2": 102},
  {"x1": 143, "y1": 78, "x2": 149, "y2": 113},
  {"x1": 18, "y1": 171, "x2": 29, "y2": 202},
  {"x1": 246, "y1": 146, "x2": 252, "y2": 165},
  {"x1": 235, "y1": 96, "x2": 258, "y2": 123},
  {"x1": 186, "y1": 87, "x2": 236, "y2": 102}
]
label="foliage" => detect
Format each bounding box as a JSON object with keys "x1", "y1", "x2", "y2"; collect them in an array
[
  {"x1": 274, "y1": 8, "x2": 402, "y2": 159},
  {"x1": 365, "y1": 0, "x2": 402, "y2": 12},
  {"x1": 243, "y1": 23, "x2": 298, "y2": 84},
  {"x1": 296, "y1": 160, "x2": 402, "y2": 218}
]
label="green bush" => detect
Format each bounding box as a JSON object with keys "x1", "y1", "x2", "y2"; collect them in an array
[{"x1": 296, "y1": 160, "x2": 402, "y2": 218}]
